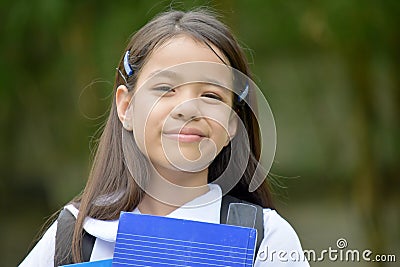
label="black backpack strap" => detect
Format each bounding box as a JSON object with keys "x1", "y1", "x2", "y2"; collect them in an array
[
  {"x1": 220, "y1": 195, "x2": 264, "y2": 255},
  {"x1": 54, "y1": 208, "x2": 96, "y2": 266}
]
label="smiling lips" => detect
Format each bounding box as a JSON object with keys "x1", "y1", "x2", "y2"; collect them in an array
[{"x1": 163, "y1": 127, "x2": 207, "y2": 142}]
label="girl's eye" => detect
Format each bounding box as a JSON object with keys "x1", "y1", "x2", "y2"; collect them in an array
[
  {"x1": 154, "y1": 86, "x2": 175, "y2": 94},
  {"x1": 202, "y1": 93, "x2": 223, "y2": 101}
]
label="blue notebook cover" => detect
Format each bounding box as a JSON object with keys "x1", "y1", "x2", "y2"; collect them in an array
[{"x1": 112, "y1": 212, "x2": 257, "y2": 267}]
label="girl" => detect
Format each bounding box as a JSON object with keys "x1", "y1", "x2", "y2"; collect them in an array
[{"x1": 19, "y1": 9, "x2": 309, "y2": 267}]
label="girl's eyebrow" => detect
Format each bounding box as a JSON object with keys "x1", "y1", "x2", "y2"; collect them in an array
[
  {"x1": 148, "y1": 70, "x2": 179, "y2": 79},
  {"x1": 202, "y1": 78, "x2": 228, "y2": 88}
]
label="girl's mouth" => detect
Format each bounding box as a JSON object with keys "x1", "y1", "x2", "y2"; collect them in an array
[{"x1": 162, "y1": 127, "x2": 207, "y2": 143}]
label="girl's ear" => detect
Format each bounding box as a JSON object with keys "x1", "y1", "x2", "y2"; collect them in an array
[
  {"x1": 225, "y1": 113, "x2": 238, "y2": 146},
  {"x1": 116, "y1": 85, "x2": 133, "y2": 131}
]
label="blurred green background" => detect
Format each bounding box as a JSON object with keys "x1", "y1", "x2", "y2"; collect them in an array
[{"x1": 1, "y1": 0, "x2": 399, "y2": 266}]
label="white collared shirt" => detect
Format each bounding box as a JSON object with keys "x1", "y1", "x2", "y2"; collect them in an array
[{"x1": 19, "y1": 184, "x2": 309, "y2": 266}]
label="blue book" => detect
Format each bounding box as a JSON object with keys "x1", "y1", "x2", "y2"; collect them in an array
[
  {"x1": 60, "y1": 259, "x2": 112, "y2": 267},
  {"x1": 112, "y1": 212, "x2": 257, "y2": 267}
]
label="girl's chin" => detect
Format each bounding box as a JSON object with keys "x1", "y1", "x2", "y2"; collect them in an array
[{"x1": 152, "y1": 157, "x2": 211, "y2": 173}]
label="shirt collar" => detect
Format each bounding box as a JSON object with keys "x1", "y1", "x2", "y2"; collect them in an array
[{"x1": 65, "y1": 184, "x2": 222, "y2": 242}]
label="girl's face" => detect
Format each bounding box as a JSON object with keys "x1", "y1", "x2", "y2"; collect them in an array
[{"x1": 121, "y1": 35, "x2": 237, "y2": 177}]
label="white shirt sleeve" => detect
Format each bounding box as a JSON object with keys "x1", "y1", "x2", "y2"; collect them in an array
[
  {"x1": 18, "y1": 221, "x2": 57, "y2": 267},
  {"x1": 254, "y1": 209, "x2": 310, "y2": 267}
]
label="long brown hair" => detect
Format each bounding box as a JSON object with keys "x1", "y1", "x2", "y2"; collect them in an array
[{"x1": 69, "y1": 9, "x2": 275, "y2": 263}]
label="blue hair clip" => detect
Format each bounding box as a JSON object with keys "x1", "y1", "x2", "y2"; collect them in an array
[
  {"x1": 123, "y1": 51, "x2": 134, "y2": 77},
  {"x1": 238, "y1": 82, "x2": 249, "y2": 102}
]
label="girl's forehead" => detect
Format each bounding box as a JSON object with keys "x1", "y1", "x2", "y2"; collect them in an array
[{"x1": 137, "y1": 35, "x2": 229, "y2": 84}]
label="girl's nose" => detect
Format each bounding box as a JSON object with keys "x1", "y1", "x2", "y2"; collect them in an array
[{"x1": 170, "y1": 98, "x2": 202, "y2": 121}]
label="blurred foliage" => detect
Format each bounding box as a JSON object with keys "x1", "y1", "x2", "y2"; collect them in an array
[{"x1": 1, "y1": 0, "x2": 399, "y2": 266}]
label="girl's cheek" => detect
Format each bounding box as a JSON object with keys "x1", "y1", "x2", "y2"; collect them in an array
[
  {"x1": 200, "y1": 104, "x2": 232, "y2": 130},
  {"x1": 131, "y1": 98, "x2": 153, "y2": 150},
  {"x1": 132, "y1": 99, "x2": 169, "y2": 145}
]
